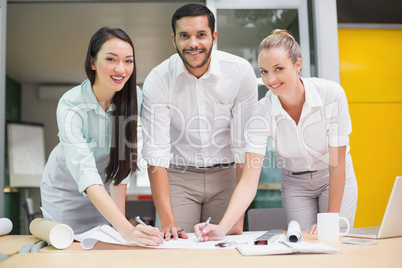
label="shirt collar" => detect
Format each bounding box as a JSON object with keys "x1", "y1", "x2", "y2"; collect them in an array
[
  {"x1": 270, "y1": 77, "x2": 323, "y2": 117},
  {"x1": 270, "y1": 94, "x2": 284, "y2": 117},
  {"x1": 301, "y1": 77, "x2": 322, "y2": 112},
  {"x1": 81, "y1": 79, "x2": 112, "y2": 115},
  {"x1": 176, "y1": 54, "x2": 187, "y2": 77},
  {"x1": 175, "y1": 49, "x2": 221, "y2": 79},
  {"x1": 207, "y1": 50, "x2": 221, "y2": 78}
]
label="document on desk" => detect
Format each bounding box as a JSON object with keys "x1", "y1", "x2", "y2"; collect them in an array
[
  {"x1": 236, "y1": 234, "x2": 340, "y2": 256},
  {"x1": 74, "y1": 225, "x2": 265, "y2": 250},
  {"x1": 155, "y1": 231, "x2": 263, "y2": 250},
  {"x1": 74, "y1": 225, "x2": 144, "y2": 249}
]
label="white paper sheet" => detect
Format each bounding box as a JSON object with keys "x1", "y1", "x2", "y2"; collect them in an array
[
  {"x1": 236, "y1": 234, "x2": 340, "y2": 256},
  {"x1": 154, "y1": 231, "x2": 264, "y2": 249},
  {"x1": 74, "y1": 225, "x2": 265, "y2": 250},
  {"x1": 74, "y1": 225, "x2": 144, "y2": 249}
]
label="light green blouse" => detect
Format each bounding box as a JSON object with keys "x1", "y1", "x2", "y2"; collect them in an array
[{"x1": 56, "y1": 79, "x2": 142, "y2": 194}]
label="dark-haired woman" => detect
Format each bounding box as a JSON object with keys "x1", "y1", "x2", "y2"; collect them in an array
[{"x1": 41, "y1": 27, "x2": 163, "y2": 246}]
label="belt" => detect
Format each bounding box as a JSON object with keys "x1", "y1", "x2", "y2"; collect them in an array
[
  {"x1": 291, "y1": 170, "x2": 317, "y2": 176},
  {"x1": 197, "y1": 162, "x2": 235, "y2": 169},
  {"x1": 170, "y1": 162, "x2": 235, "y2": 170}
]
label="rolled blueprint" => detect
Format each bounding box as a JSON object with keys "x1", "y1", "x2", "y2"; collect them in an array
[
  {"x1": 287, "y1": 220, "x2": 302, "y2": 243},
  {"x1": 29, "y1": 218, "x2": 74, "y2": 249},
  {"x1": 0, "y1": 218, "x2": 13, "y2": 236}
]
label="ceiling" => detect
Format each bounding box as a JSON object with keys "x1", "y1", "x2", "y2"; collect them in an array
[
  {"x1": 337, "y1": 0, "x2": 402, "y2": 24},
  {"x1": 6, "y1": 0, "x2": 401, "y2": 87},
  {"x1": 6, "y1": 1, "x2": 202, "y2": 86}
]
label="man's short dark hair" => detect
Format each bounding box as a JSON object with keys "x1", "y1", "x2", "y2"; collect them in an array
[{"x1": 171, "y1": 3, "x2": 215, "y2": 36}]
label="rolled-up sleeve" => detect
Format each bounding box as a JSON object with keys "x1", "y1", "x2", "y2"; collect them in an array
[
  {"x1": 245, "y1": 99, "x2": 271, "y2": 156},
  {"x1": 230, "y1": 63, "x2": 258, "y2": 163},
  {"x1": 57, "y1": 98, "x2": 103, "y2": 194},
  {"x1": 327, "y1": 84, "x2": 352, "y2": 147}
]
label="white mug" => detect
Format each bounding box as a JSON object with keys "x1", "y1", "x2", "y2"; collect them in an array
[{"x1": 317, "y1": 213, "x2": 350, "y2": 240}]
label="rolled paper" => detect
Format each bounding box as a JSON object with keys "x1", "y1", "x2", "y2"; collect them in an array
[
  {"x1": 29, "y1": 218, "x2": 74, "y2": 249},
  {"x1": 287, "y1": 220, "x2": 302, "y2": 243},
  {"x1": 30, "y1": 240, "x2": 49, "y2": 253},
  {"x1": 0, "y1": 218, "x2": 13, "y2": 236},
  {"x1": 18, "y1": 243, "x2": 34, "y2": 253}
]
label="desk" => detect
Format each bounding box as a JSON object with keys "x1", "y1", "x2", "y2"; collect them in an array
[
  {"x1": 1, "y1": 232, "x2": 401, "y2": 268},
  {"x1": 0, "y1": 235, "x2": 39, "y2": 256}
]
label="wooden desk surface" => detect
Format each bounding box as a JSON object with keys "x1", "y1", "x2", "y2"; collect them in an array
[
  {"x1": 0, "y1": 235, "x2": 40, "y2": 256},
  {"x1": 1, "y1": 233, "x2": 402, "y2": 268}
]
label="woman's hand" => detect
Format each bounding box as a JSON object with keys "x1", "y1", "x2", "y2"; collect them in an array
[
  {"x1": 194, "y1": 223, "x2": 226, "y2": 242},
  {"x1": 309, "y1": 224, "x2": 318, "y2": 234},
  {"x1": 123, "y1": 225, "x2": 164, "y2": 246}
]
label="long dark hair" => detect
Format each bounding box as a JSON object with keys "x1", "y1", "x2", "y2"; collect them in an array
[{"x1": 84, "y1": 26, "x2": 138, "y2": 185}]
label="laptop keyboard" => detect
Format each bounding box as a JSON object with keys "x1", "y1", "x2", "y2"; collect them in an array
[{"x1": 350, "y1": 226, "x2": 380, "y2": 234}]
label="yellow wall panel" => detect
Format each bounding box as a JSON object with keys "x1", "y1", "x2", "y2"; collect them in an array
[
  {"x1": 339, "y1": 28, "x2": 402, "y2": 227},
  {"x1": 339, "y1": 29, "x2": 402, "y2": 102},
  {"x1": 348, "y1": 103, "x2": 402, "y2": 227}
]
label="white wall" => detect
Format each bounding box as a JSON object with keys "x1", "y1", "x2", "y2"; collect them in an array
[
  {"x1": 21, "y1": 84, "x2": 59, "y2": 159},
  {"x1": 19, "y1": 84, "x2": 59, "y2": 233}
]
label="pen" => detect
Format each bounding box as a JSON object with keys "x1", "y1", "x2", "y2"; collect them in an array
[
  {"x1": 135, "y1": 216, "x2": 164, "y2": 241},
  {"x1": 197, "y1": 216, "x2": 211, "y2": 241},
  {"x1": 164, "y1": 228, "x2": 185, "y2": 238},
  {"x1": 278, "y1": 241, "x2": 293, "y2": 249}
]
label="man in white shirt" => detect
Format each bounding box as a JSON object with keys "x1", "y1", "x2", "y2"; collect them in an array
[{"x1": 141, "y1": 3, "x2": 258, "y2": 239}]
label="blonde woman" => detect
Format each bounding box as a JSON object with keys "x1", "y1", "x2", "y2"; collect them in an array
[{"x1": 195, "y1": 29, "x2": 357, "y2": 240}]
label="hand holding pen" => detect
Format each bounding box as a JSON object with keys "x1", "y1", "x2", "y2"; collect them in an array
[
  {"x1": 134, "y1": 216, "x2": 164, "y2": 245},
  {"x1": 195, "y1": 217, "x2": 216, "y2": 242},
  {"x1": 194, "y1": 217, "x2": 227, "y2": 242}
]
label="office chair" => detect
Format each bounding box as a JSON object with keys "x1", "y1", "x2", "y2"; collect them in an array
[
  {"x1": 247, "y1": 207, "x2": 287, "y2": 231},
  {"x1": 23, "y1": 198, "x2": 42, "y2": 224}
]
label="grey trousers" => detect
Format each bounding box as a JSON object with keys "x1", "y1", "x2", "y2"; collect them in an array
[
  {"x1": 155, "y1": 164, "x2": 237, "y2": 233},
  {"x1": 281, "y1": 166, "x2": 358, "y2": 230}
]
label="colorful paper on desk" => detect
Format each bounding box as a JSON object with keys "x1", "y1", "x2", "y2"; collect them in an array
[
  {"x1": 236, "y1": 234, "x2": 340, "y2": 256},
  {"x1": 74, "y1": 225, "x2": 265, "y2": 250}
]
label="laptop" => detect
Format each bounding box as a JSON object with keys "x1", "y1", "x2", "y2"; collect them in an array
[{"x1": 345, "y1": 176, "x2": 402, "y2": 239}]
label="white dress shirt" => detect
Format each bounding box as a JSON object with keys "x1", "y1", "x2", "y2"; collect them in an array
[
  {"x1": 141, "y1": 50, "x2": 258, "y2": 168},
  {"x1": 245, "y1": 77, "x2": 352, "y2": 172}
]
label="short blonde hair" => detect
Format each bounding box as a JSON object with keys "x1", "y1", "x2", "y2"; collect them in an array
[{"x1": 258, "y1": 29, "x2": 302, "y2": 64}]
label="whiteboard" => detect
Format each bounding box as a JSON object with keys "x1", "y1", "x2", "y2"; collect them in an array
[{"x1": 7, "y1": 122, "x2": 45, "y2": 188}]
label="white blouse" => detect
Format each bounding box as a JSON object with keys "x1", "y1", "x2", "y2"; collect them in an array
[{"x1": 245, "y1": 77, "x2": 352, "y2": 172}]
